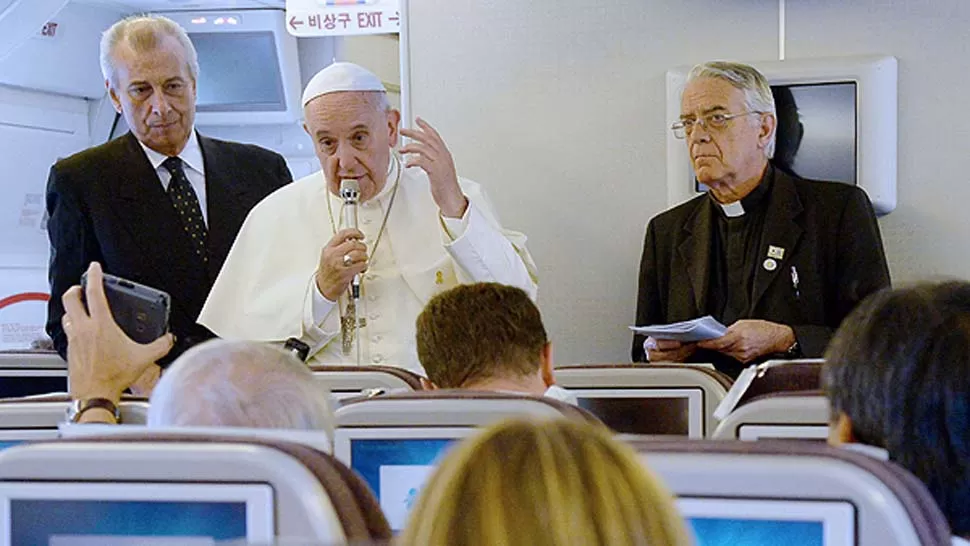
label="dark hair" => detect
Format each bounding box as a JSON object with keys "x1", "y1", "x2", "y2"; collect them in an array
[
  {"x1": 823, "y1": 281, "x2": 970, "y2": 535},
  {"x1": 415, "y1": 283, "x2": 548, "y2": 389},
  {"x1": 771, "y1": 86, "x2": 803, "y2": 176}
]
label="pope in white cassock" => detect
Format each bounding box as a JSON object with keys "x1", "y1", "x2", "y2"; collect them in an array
[{"x1": 198, "y1": 62, "x2": 538, "y2": 374}]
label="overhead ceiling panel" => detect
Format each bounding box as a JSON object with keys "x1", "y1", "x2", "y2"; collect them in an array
[{"x1": 70, "y1": 0, "x2": 285, "y2": 12}]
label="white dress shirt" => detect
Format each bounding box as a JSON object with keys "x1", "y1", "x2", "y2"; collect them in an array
[{"x1": 137, "y1": 130, "x2": 208, "y2": 225}]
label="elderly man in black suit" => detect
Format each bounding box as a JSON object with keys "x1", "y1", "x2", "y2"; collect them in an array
[
  {"x1": 632, "y1": 61, "x2": 890, "y2": 378},
  {"x1": 46, "y1": 14, "x2": 292, "y2": 391}
]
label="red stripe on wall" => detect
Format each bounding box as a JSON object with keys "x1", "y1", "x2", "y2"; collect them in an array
[{"x1": 0, "y1": 292, "x2": 50, "y2": 310}]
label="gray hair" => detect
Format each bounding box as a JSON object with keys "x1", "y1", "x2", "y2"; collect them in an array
[
  {"x1": 100, "y1": 14, "x2": 200, "y2": 86},
  {"x1": 148, "y1": 340, "x2": 334, "y2": 438},
  {"x1": 686, "y1": 61, "x2": 777, "y2": 158}
]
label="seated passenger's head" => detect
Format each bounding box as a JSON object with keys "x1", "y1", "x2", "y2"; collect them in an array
[
  {"x1": 416, "y1": 283, "x2": 552, "y2": 395},
  {"x1": 147, "y1": 340, "x2": 333, "y2": 436},
  {"x1": 824, "y1": 281, "x2": 970, "y2": 537},
  {"x1": 399, "y1": 418, "x2": 690, "y2": 546}
]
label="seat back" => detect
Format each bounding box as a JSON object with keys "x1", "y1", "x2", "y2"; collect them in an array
[
  {"x1": 335, "y1": 389, "x2": 596, "y2": 427},
  {"x1": 0, "y1": 395, "x2": 149, "y2": 444},
  {"x1": 628, "y1": 438, "x2": 951, "y2": 546},
  {"x1": 0, "y1": 433, "x2": 391, "y2": 543},
  {"x1": 737, "y1": 359, "x2": 825, "y2": 406},
  {"x1": 712, "y1": 391, "x2": 830, "y2": 440},
  {"x1": 554, "y1": 364, "x2": 732, "y2": 437},
  {"x1": 0, "y1": 350, "x2": 67, "y2": 398},
  {"x1": 59, "y1": 423, "x2": 333, "y2": 454},
  {"x1": 311, "y1": 364, "x2": 424, "y2": 401},
  {"x1": 333, "y1": 390, "x2": 597, "y2": 531},
  {"x1": 0, "y1": 350, "x2": 64, "y2": 369},
  {"x1": 714, "y1": 359, "x2": 824, "y2": 420}
]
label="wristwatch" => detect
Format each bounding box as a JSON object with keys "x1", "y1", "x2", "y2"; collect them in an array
[{"x1": 66, "y1": 398, "x2": 121, "y2": 423}]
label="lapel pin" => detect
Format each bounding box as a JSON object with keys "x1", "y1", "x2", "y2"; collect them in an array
[
  {"x1": 767, "y1": 245, "x2": 785, "y2": 260},
  {"x1": 435, "y1": 270, "x2": 444, "y2": 285},
  {"x1": 763, "y1": 258, "x2": 778, "y2": 272}
]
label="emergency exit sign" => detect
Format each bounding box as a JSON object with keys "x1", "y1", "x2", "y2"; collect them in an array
[{"x1": 285, "y1": 0, "x2": 401, "y2": 37}]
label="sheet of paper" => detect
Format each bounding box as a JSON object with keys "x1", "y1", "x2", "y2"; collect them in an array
[{"x1": 629, "y1": 315, "x2": 728, "y2": 342}]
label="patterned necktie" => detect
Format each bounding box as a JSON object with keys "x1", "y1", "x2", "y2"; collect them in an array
[{"x1": 162, "y1": 157, "x2": 208, "y2": 263}]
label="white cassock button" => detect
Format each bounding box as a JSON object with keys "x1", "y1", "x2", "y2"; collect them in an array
[
  {"x1": 369, "y1": 313, "x2": 381, "y2": 321},
  {"x1": 372, "y1": 354, "x2": 384, "y2": 363},
  {"x1": 367, "y1": 294, "x2": 378, "y2": 302},
  {"x1": 362, "y1": 217, "x2": 373, "y2": 225},
  {"x1": 372, "y1": 335, "x2": 383, "y2": 343}
]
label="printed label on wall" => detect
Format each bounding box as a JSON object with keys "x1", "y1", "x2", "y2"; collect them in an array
[{"x1": 286, "y1": 0, "x2": 401, "y2": 36}]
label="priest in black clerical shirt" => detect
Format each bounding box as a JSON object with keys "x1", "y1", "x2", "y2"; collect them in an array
[{"x1": 632, "y1": 61, "x2": 889, "y2": 378}]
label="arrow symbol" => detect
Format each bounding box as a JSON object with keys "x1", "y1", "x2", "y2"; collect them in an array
[{"x1": 289, "y1": 16, "x2": 304, "y2": 31}]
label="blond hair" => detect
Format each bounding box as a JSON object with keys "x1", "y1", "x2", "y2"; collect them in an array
[{"x1": 399, "y1": 419, "x2": 692, "y2": 546}]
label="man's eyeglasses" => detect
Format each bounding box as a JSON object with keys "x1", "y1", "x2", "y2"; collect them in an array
[{"x1": 671, "y1": 111, "x2": 763, "y2": 139}]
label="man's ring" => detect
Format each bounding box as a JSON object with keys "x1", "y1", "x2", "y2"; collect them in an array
[{"x1": 343, "y1": 254, "x2": 352, "y2": 266}]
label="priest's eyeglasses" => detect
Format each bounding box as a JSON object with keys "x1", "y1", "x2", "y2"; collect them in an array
[{"x1": 671, "y1": 111, "x2": 763, "y2": 139}]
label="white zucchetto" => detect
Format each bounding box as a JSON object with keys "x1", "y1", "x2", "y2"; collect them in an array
[{"x1": 301, "y1": 62, "x2": 387, "y2": 107}]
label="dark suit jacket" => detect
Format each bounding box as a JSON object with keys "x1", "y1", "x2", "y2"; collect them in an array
[
  {"x1": 632, "y1": 168, "x2": 890, "y2": 373},
  {"x1": 46, "y1": 132, "x2": 292, "y2": 364}
]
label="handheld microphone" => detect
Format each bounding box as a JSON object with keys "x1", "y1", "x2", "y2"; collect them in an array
[{"x1": 339, "y1": 179, "x2": 361, "y2": 298}]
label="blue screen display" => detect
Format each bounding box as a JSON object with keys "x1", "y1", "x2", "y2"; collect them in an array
[
  {"x1": 11, "y1": 500, "x2": 247, "y2": 543},
  {"x1": 351, "y1": 438, "x2": 455, "y2": 531},
  {"x1": 351, "y1": 438, "x2": 455, "y2": 498},
  {"x1": 689, "y1": 517, "x2": 823, "y2": 546}
]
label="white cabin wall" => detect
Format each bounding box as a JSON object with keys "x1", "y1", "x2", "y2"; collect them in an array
[
  {"x1": 406, "y1": 0, "x2": 970, "y2": 365},
  {"x1": 0, "y1": 2, "x2": 124, "y2": 349},
  {"x1": 336, "y1": 34, "x2": 401, "y2": 111},
  {"x1": 0, "y1": 86, "x2": 92, "y2": 349},
  {"x1": 406, "y1": 0, "x2": 778, "y2": 365},
  {"x1": 784, "y1": 0, "x2": 970, "y2": 282},
  {"x1": 0, "y1": 2, "x2": 123, "y2": 99}
]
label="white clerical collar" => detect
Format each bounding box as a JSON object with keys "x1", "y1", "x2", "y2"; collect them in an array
[
  {"x1": 138, "y1": 129, "x2": 204, "y2": 176},
  {"x1": 719, "y1": 200, "x2": 745, "y2": 218}
]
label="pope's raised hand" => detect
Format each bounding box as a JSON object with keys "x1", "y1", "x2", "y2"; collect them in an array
[
  {"x1": 316, "y1": 228, "x2": 368, "y2": 301},
  {"x1": 400, "y1": 117, "x2": 468, "y2": 218}
]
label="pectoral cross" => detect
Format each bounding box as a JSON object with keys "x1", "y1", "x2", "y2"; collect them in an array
[{"x1": 340, "y1": 298, "x2": 368, "y2": 356}]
